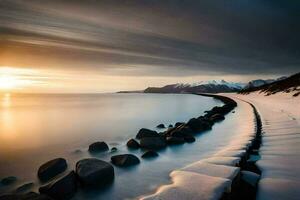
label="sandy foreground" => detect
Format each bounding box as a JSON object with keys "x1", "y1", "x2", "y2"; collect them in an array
[{"x1": 140, "y1": 92, "x2": 299, "y2": 200}]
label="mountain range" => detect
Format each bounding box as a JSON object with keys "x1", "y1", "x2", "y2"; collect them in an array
[
  {"x1": 243, "y1": 76, "x2": 287, "y2": 89},
  {"x1": 118, "y1": 73, "x2": 299, "y2": 95},
  {"x1": 239, "y1": 73, "x2": 300, "y2": 96},
  {"x1": 144, "y1": 80, "x2": 245, "y2": 94}
]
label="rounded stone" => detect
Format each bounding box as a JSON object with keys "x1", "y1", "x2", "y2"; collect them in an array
[
  {"x1": 76, "y1": 158, "x2": 114, "y2": 186},
  {"x1": 111, "y1": 154, "x2": 140, "y2": 167},
  {"x1": 38, "y1": 158, "x2": 67, "y2": 182}
]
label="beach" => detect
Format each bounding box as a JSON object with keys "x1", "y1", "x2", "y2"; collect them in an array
[
  {"x1": 0, "y1": 92, "x2": 298, "y2": 200},
  {"x1": 141, "y1": 92, "x2": 299, "y2": 200}
]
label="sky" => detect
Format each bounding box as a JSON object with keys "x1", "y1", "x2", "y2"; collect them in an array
[{"x1": 0, "y1": 0, "x2": 299, "y2": 93}]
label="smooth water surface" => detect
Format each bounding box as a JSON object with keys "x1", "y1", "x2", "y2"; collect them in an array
[{"x1": 0, "y1": 93, "x2": 223, "y2": 197}]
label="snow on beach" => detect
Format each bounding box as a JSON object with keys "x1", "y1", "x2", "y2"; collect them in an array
[
  {"x1": 141, "y1": 92, "x2": 299, "y2": 200},
  {"x1": 140, "y1": 98, "x2": 257, "y2": 200},
  {"x1": 228, "y1": 92, "x2": 300, "y2": 200}
]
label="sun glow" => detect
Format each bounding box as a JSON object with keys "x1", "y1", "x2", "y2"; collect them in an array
[
  {"x1": 0, "y1": 75, "x2": 18, "y2": 90},
  {"x1": 0, "y1": 67, "x2": 35, "y2": 91}
]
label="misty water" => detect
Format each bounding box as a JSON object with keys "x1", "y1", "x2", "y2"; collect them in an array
[{"x1": 0, "y1": 93, "x2": 253, "y2": 199}]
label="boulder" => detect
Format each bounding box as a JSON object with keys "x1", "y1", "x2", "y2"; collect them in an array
[
  {"x1": 187, "y1": 118, "x2": 211, "y2": 132},
  {"x1": 184, "y1": 135, "x2": 196, "y2": 143},
  {"x1": 210, "y1": 114, "x2": 225, "y2": 122},
  {"x1": 236, "y1": 171, "x2": 260, "y2": 200},
  {"x1": 0, "y1": 192, "x2": 53, "y2": 200},
  {"x1": 140, "y1": 137, "x2": 166, "y2": 150},
  {"x1": 156, "y1": 124, "x2": 165, "y2": 129},
  {"x1": 126, "y1": 139, "x2": 140, "y2": 149},
  {"x1": 170, "y1": 127, "x2": 194, "y2": 138},
  {"x1": 142, "y1": 150, "x2": 159, "y2": 158},
  {"x1": 198, "y1": 116, "x2": 214, "y2": 126},
  {"x1": 111, "y1": 147, "x2": 118, "y2": 152},
  {"x1": 88, "y1": 141, "x2": 109, "y2": 153},
  {"x1": 76, "y1": 158, "x2": 114, "y2": 186},
  {"x1": 175, "y1": 122, "x2": 185, "y2": 127},
  {"x1": 166, "y1": 137, "x2": 185, "y2": 145},
  {"x1": 1, "y1": 176, "x2": 17, "y2": 185},
  {"x1": 38, "y1": 158, "x2": 67, "y2": 182},
  {"x1": 179, "y1": 126, "x2": 194, "y2": 135},
  {"x1": 136, "y1": 128, "x2": 159, "y2": 139},
  {"x1": 39, "y1": 171, "x2": 77, "y2": 200},
  {"x1": 111, "y1": 154, "x2": 140, "y2": 167},
  {"x1": 162, "y1": 127, "x2": 177, "y2": 137},
  {"x1": 168, "y1": 124, "x2": 173, "y2": 128},
  {"x1": 241, "y1": 170, "x2": 260, "y2": 187},
  {"x1": 15, "y1": 182, "x2": 34, "y2": 193}
]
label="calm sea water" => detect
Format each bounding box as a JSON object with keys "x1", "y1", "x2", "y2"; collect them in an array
[{"x1": 0, "y1": 93, "x2": 254, "y2": 199}]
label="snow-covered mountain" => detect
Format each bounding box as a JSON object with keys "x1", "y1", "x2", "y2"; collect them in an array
[
  {"x1": 244, "y1": 76, "x2": 287, "y2": 89},
  {"x1": 184, "y1": 80, "x2": 246, "y2": 89},
  {"x1": 144, "y1": 80, "x2": 246, "y2": 94},
  {"x1": 240, "y1": 73, "x2": 299, "y2": 96}
]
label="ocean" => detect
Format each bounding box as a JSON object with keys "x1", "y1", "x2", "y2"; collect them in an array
[{"x1": 0, "y1": 93, "x2": 253, "y2": 199}]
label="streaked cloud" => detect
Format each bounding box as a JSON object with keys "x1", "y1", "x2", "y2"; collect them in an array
[{"x1": 0, "y1": 0, "x2": 299, "y2": 92}]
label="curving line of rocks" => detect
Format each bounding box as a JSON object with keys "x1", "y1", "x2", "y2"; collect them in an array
[
  {"x1": 0, "y1": 94, "x2": 238, "y2": 200},
  {"x1": 140, "y1": 95, "x2": 263, "y2": 200},
  {"x1": 127, "y1": 94, "x2": 237, "y2": 154}
]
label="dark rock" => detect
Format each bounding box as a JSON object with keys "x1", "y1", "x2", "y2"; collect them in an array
[
  {"x1": 39, "y1": 171, "x2": 77, "y2": 200},
  {"x1": 111, "y1": 147, "x2": 118, "y2": 152},
  {"x1": 210, "y1": 114, "x2": 225, "y2": 122},
  {"x1": 158, "y1": 132, "x2": 165, "y2": 137},
  {"x1": 162, "y1": 127, "x2": 177, "y2": 137},
  {"x1": 166, "y1": 137, "x2": 185, "y2": 145},
  {"x1": 140, "y1": 137, "x2": 166, "y2": 150},
  {"x1": 198, "y1": 116, "x2": 214, "y2": 126},
  {"x1": 156, "y1": 124, "x2": 165, "y2": 129},
  {"x1": 76, "y1": 158, "x2": 114, "y2": 186},
  {"x1": 187, "y1": 118, "x2": 211, "y2": 132},
  {"x1": 235, "y1": 171, "x2": 260, "y2": 200},
  {"x1": 15, "y1": 182, "x2": 34, "y2": 193},
  {"x1": 184, "y1": 135, "x2": 196, "y2": 143},
  {"x1": 136, "y1": 128, "x2": 159, "y2": 139},
  {"x1": 111, "y1": 154, "x2": 140, "y2": 167},
  {"x1": 170, "y1": 126, "x2": 194, "y2": 138},
  {"x1": 179, "y1": 126, "x2": 194, "y2": 135},
  {"x1": 0, "y1": 192, "x2": 53, "y2": 200},
  {"x1": 142, "y1": 150, "x2": 159, "y2": 158},
  {"x1": 241, "y1": 171, "x2": 260, "y2": 187},
  {"x1": 1, "y1": 176, "x2": 17, "y2": 185},
  {"x1": 168, "y1": 124, "x2": 173, "y2": 128},
  {"x1": 204, "y1": 106, "x2": 230, "y2": 118},
  {"x1": 175, "y1": 122, "x2": 185, "y2": 127},
  {"x1": 88, "y1": 141, "x2": 109, "y2": 153},
  {"x1": 243, "y1": 161, "x2": 262, "y2": 175},
  {"x1": 168, "y1": 130, "x2": 184, "y2": 138},
  {"x1": 38, "y1": 158, "x2": 67, "y2": 182},
  {"x1": 126, "y1": 139, "x2": 140, "y2": 149}
]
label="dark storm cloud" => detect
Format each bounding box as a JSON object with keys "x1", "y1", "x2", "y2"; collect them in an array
[{"x1": 0, "y1": 0, "x2": 299, "y2": 76}]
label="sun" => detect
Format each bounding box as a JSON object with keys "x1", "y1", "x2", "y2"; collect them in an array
[
  {"x1": 0, "y1": 75, "x2": 18, "y2": 90},
  {"x1": 0, "y1": 67, "x2": 37, "y2": 92}
]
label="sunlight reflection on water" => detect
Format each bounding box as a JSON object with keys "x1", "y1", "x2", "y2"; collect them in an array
[{"x1": 1, "y1": 93, "x2": 11, "y2": 107}]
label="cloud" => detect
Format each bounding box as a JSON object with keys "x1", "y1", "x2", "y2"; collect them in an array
[{"x1": 0, "y1": 0, "x2": 299, "y2": 77}]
